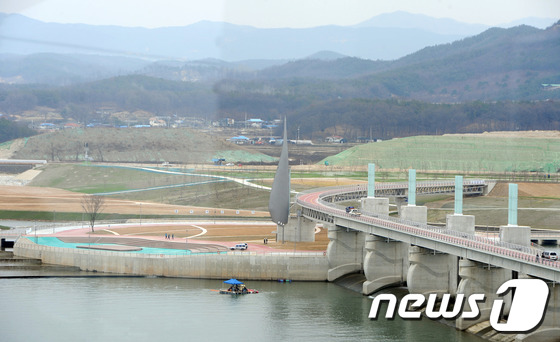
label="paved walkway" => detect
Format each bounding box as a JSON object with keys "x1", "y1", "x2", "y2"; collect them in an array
[{"x1": 24, "y1": 221, "x2": 305, "y2": 254}]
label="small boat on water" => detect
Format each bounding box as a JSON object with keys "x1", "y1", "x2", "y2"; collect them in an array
[{"x1": 219, "y1": 278, "x2": 258, "y2": 295}]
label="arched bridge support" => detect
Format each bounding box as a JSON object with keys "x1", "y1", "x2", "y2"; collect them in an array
[
  {"x1": 455, "y1": 259, "x2": 512, "y2": 331},
  {"x1": 363, "y1": 234, "x2": 408, "y2": 295},
  {"x1": 403, "y1": 214, "x2": 474, "y2": 298},
  {"x1": 406, "y1": 246, "x2": 458, "y2": 297},
  {"x1": 326, "y1": 223, "x2": 366, "y2": 282}
]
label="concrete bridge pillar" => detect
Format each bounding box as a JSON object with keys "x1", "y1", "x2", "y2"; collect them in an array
[
  {"x1": 405, "y1": 176, "x2": 464, "y2": 297},
  {"x1": 447, "y1": 214, "x2": 475, "y2": 234},
  {"x1": 447, "y1": 175, "x2": 476, "y2": 235},
  {"x1": 400, "y1": 168, "x2": 427, "y2": 224},
  {"x1": 362, "y1": 163, "x2": 391, "y2": 216},
  {"x1": 406, "y1": 246, "x2": 458, "y2": 296},
  {"x1": 455, "y1": 259, "x2": 512, "y2": 331},
  {"x1": 499, "y1": 225, "x2": 531, "y2": 247},
  {"x1": 284, "y1": 212, "x2": 316, "y2": 242},
  {"x1": 500, "y1": 184, "x2": 531, "y2": 247},
  {"x1": 401, "y1": 205, "x2": 427, "y2": 224},
  {"x1": 326, "y1": 223, "x2": 366, "y2": 281},
  {"x1": 360, "y1": 173, "x2": 406, "y2": 295},
  {"x1": 362, "y1": 197, "x2": 390, "y2": 216},
  {"x1": 395, "y1": 197, "x2": 406, "y2": 215},
  {"x1": 362, "y1": 234, "x2": 408, "y2": 295}
]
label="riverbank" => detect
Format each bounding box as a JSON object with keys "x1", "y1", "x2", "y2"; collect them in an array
[
  {"x1": 13, "y1": 237, "x2": 329, "y2": 281},
  {"x1": 9, "y1": 241, "x2": 531, "y2": 341}
]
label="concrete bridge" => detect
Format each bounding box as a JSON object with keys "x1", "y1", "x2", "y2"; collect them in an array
[
  {"x1": 291, "y1": 178, "x2": 560, "y2": 339},
  {"x1": 531, "y1": 230, "x2": 560, "y2": 246},
  {"x1": 320, "y1": 179, "x2": 490, "y2": 201}
]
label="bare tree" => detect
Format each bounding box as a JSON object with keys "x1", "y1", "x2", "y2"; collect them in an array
[{"x1": 81, "y1": 195, "x2": 106, "y2": 232}]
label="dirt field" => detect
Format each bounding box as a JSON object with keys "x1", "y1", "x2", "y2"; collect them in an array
[
  {"x1": 425, "y1": 181, "x2": 560, "y2": 229},
  {"x1": 0, "y1": 185, "x2": 328, "y2": 250},
  {"x1": 0, "y1": 185, "x2": 269, "y2": 217},
  {"x1": 87, "y1": 222, "x2": 329, "y2": 251},
  {"x1": 4, "y1": 178, "x2": 558, "y2": 249},
  {"x1": 488, "y1": 182, "x2": 560, "y2": 198}
]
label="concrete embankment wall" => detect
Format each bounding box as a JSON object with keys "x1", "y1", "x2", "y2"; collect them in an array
[{"x1": 14, "y1": 238, "x2": 329, "y2": 281}]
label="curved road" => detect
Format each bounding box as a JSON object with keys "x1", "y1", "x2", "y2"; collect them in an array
[{"x1": 296, "y1": 186, "x2": 560, "y2": 274}]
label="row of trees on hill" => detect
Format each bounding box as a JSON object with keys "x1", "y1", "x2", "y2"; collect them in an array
[
  {"x1": 286, "y1": 99, "x2": 560, "y2": 140},
  {"x1": 0, "y1": 118, "x2": 37, "y2": 143},
  {"x1": 1, "y1": 75, "x2": 560, "y2": 140}
]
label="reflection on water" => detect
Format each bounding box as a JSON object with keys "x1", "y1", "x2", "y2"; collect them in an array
[{"x1": 1, "y1": 277, "x2": 484, "y2": 342}]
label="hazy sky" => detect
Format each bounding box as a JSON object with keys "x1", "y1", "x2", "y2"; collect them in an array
[{"x1": 2, "y1": 0, "x2": 559, "y2": 28}]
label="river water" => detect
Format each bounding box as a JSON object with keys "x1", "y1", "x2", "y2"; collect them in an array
[{"x1": 1, "y1": 277, "x2": 485, "y2": 342}]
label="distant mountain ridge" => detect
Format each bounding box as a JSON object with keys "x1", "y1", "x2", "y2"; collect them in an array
[
  {"x1": 2, "y1": 11, "x2": 550, "y2": 61},
  {"x1": 252, "y1": 22, "x2": 560, "y2": 101},
  {"x1": 0, "y1": 22, "x2": 559, "y2": 143},
  {"x1": 0, "y1": 53, "x2": 151, "y2": 85},
  {"x1": 355, "y1": 11, "x2": 556, "y2": 33},
  {"x1": 354, "y1": 11, "x2": 489, "y2": 35},
  {"x1": 0, "y1": 21, "x2": 558, "y2": 101}
]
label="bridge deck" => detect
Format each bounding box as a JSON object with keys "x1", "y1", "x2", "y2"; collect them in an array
[{"x1": 296, "y1": 181, "x2": 560, "y2": 282}]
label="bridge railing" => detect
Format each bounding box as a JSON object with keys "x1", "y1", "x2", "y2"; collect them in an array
[
  {"x1": 529, "y1": 231, "x2": 560, "y2": 238},
  {"x1": 296, "y1": 184, "x2": 560, "y2": 270},
  {"x1": 297, "y1": 179, "x2": 487, "y2": 201}
]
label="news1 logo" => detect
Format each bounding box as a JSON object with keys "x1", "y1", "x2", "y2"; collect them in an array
[{"x1": 369, "y1": 279, "x2": 549, "y2": 333}]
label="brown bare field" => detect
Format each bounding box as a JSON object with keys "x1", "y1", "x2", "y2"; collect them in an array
[
  {"x1": 0, "y1": 185, "x2": 328, "y2": 250},
  {"x1": 0, "y1": 185, "x2": 269, "y2": 217},
  {"x1": 426, "y1": 182, "x2": 560, "y2": 229},
  {"x1": 488, "y1": 182, "x2": 560, "y2": 199}
]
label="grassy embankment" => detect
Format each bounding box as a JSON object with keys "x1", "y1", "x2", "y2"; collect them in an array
[
  {"x1": 321, "y1": 134, "x2": 560, "y2": 174},
  {"x1": 11, "y1": 131, "x2": 560, "y2": 229},
  {"x1": 27, "y1": 162, "x2": 560, "y2": 229},
  {"x1": 26, "y1": 163, "x2": 268, "y2": 211}
]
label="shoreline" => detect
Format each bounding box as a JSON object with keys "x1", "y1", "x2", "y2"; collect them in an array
[{"x1": 6, "y1": 244, "x2": 531, "y2": 341}]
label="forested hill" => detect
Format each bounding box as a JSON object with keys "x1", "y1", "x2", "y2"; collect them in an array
[
  {"x1": 0, "y1": 118, "x2": 36, "y2": 143},
  {"x1": 0, "y1": 23, "x2": 559, "y2": 141},
  {"x1": 374, "y1": 24, "x2": 560, "y2": 101},
  {"x1": 254, "y1": 23, "x2": 560, "y2": 102}
]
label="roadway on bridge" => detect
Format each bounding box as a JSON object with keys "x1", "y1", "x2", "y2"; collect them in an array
[{"x1": 296, "y1": 184, "x2": 560, "y2": 281}]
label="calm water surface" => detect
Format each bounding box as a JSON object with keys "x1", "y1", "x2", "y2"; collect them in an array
[{"x1": 1, "y1": 277, "x2": 485, "y2": 342}]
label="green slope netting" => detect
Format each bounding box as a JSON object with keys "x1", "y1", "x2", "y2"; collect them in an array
[{"x1": 320, "y1": 135, "x2": 560, "y2": 173}]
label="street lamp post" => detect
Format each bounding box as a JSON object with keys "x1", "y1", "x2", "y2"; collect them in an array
[{"x1": 185, "y1": 229, "x2": 188, "y2": 254}]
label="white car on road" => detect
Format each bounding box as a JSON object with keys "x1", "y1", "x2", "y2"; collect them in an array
[{"x1": 230, "y1": 243, "x2": 248, "y2": 250}]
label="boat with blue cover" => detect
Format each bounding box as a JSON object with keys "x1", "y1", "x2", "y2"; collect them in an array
[{"x1": 219, "y1": 278, "x2": 258, "y2": 295}]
